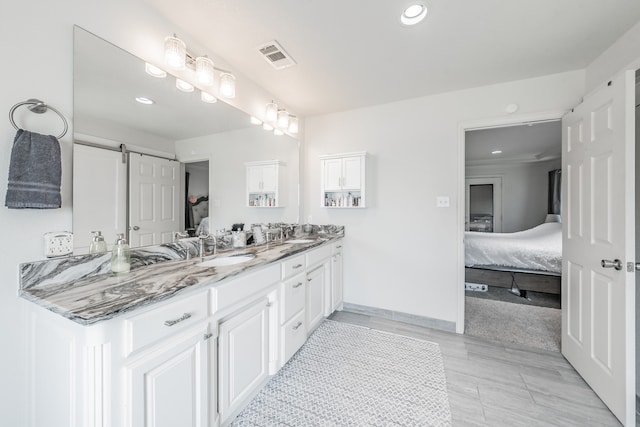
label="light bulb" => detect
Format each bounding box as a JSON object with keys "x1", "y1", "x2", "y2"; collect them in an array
[
  {"x1": 219, "y1": 73, "x2": 236, "y2": 98},
  {"x1": 164, "y1": 35, "x2": 186, "y2": 69},
  {"x1": 277, "y1": 109, "x2": 289, "y2": 128},
  {"x1": 265, "y1": 102, "x2": 278, "y2": 122},
  {"x1": 288, "y1": 116, "x2": 299, "y2": 134},
  {"x1": 176, "y1": 78, "x2": 194, "y2": 92},
  {"x1": 201, "y1": 91, "x2": 217, "y2": 103},
  {"x1": 196, "y1": 57, "x2": 215, "y2": 86}
]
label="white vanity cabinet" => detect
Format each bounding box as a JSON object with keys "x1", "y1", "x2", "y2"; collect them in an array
[
  {"x1": 305, "y1": 245, "x2": 332, "y2": 333},
  {"x1": 218, "y1": 298, "x2": 271, "y2": 424},
  {"x1": 331, "y1": 239, "x2": 344, "y2": 312},
  {"x1": 245, "y1": 160, "x2": 287, "y2": 207},
  {"x1": 320, "y1": 152, "x2": 366, "y2": 208}
]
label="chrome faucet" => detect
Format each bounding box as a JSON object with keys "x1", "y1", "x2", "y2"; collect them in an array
[{"x1": 198, "y1": 234, "x2": 217, "y2": 257}]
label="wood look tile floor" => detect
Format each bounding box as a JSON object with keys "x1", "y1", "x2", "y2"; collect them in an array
[{"x1": 329, "y1": 310, "x2": 622, "y2": 427}]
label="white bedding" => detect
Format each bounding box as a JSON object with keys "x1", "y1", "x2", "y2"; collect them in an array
[{"x1": 464, "y1": 222, "x2": 562, "y2": 274}]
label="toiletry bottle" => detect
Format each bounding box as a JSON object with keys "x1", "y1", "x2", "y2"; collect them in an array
[
  {"x1": 111, "y1": 233, "x2": 131, "y2": 274},
  {"x1": 89, "y1": 230, "x2": 108, "y2": 254}
]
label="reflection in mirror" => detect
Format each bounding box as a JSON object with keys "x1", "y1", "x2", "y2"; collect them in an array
[{"x1": 73, "y1": 27, "x2": 300, "y2": 252}]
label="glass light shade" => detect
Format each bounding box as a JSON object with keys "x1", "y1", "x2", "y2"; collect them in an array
[
  {"x1": 288, "y1": 115, "x2": 299, "y2": 134},
  {"x1": 145, "y1": 63, "x2": 167, "y2": 78},
  {"x1": 219, "y1": 73, "x2": 236, "y2": 98},
  {"x1": 265, "y1": 102, "x2": 278, "y2": 122},
  {"x1": 274, "y1": 129, "x2": 284, "y2": 136},
  {"x1": 176, "y1": 78, "x2": 194, "y2": 92},
  {"x1": 263, "y1": 123, "x2": 274, "y2": 131},
  {"x1": 250, "y1": 116, "x2": 262, "y2": 125},
  {"x1": 196, "y1": 57, "x2": 215, "y2": 86},
  {"x1": 164, "y1": 36, "x2": 187, "y2": 69},
  {"x1": 277, "y1": 109, "x2": 289, "y2": 128},
  {"x1": 201, "y1": 91, "x2": 217, "y2": 103}
]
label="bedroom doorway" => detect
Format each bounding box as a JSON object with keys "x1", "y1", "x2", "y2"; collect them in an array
[
  {"x1": 184, "y1": 160, "x2": 210, "y2": 235},
  {"x1": 462, "y1": 119, "x2": 563, "y2": 351}
]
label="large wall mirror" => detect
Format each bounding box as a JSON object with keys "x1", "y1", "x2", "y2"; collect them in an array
[{"x1": 73, "y1": 26, "x2": 300, "y2": 252}]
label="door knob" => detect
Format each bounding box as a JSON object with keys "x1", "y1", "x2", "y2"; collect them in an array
[
  {"x1": 131, "y1": 225, "x2": 140, "y2": 231},
  {"x1": 601, "y1": 259, "x2": 623, "y2": 270}
]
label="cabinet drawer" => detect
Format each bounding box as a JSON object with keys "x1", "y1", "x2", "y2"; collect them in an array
[
  {"x1": 280, "y1": 310, "x2": 306, "y2": 363},
  {"x1": 280, "y1": 273, "x2": 306, "y2": 323},
  {"x1": 125, "y1": 292, "x2": 208, "y2": 355},
  {"x1": 305, "y1": 244, "x2": 331, "y2": 268},
  {"x1": 281, "y1": 254, "x2": 305, "y2": 279}
]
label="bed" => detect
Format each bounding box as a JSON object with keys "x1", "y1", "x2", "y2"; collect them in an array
[{"x1": 465, "y1": 222, "x2": 562, "y2": 295}]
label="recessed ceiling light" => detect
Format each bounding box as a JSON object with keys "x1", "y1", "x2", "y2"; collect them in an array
[
  {"x1": 176, "y1": 78, "x2": 194, "y2": 92},
  {"x1": 401, "y1": 3, "x2": 428, "y2": 26},
  {"x1": 491, "y1": 150, "x2": 503, "y2": 155},
  {"x1": 135, "y1": 97, "x2": 154, "y2": 105},
  {"x1": 200, "y1": 91, "x2": 217, "y2": 103},
  {"x1": 145, "y1": 63, "x2": 166, "y2": 78}
]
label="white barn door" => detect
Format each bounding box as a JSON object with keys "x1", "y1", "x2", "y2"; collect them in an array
[
  {"x1": 129, "y1": 153, "x2": 181, "y2": 247},
  {"x1": 562, "y1": 70, "x2": 635, "y2": 425}
]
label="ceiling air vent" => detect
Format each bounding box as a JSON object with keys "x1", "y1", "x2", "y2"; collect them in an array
[{"x1": 257, "y1": 40, "x2": 296, "y2": 70}]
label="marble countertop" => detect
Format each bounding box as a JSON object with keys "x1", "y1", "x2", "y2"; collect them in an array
[{"x1": 21, "y1": 234, "x2": 341, "y2": 325}]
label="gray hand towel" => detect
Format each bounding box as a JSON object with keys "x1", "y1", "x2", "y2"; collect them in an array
[{"x1": 5, "y1": 129, "x2": 61, "y2": 209}]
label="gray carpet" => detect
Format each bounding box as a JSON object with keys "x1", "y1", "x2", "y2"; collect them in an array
[
  {"x1": 465, "y1": 296, "x2": 561, "y2": 352},
  {"x1": 231, "y1": 319, "x2": 452, "y2": 426}
]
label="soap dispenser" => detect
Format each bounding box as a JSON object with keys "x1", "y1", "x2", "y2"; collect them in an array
[
  {"x1": 89, "y1": 231, "x2": 108, "y2": 254},
  {"x1": 111, "y1": 233, "x2": 131, "y2": 274}
]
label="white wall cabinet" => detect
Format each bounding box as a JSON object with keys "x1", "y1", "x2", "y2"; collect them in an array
[
  {"x1": 128, "y1": 323, "x2": 211, "y2": 427},
  {"x1": 320, "y1": 152, "x2": 366, "y2": 208},
  {"x1": 218, "y1": 298, "x2": 271, "y2": 424},
  {"x1": 245, "y1": 160, "x2": 287, "y2": 207}
]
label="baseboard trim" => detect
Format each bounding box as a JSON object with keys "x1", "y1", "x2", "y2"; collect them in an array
[{"x1": 342, "y1": 302, "x2": 456, "y2": 333}]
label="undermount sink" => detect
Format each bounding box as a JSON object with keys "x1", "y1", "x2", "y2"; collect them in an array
[
  {"x1": 198, "y1": 254, "x2": 255, "y2": 267},
  {"x1": 284, "y1": 239, "x2": 315, "y2": 244}
]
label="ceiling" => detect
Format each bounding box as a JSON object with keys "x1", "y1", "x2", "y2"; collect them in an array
[
  {"x1": 465, "y1": 120, "x2": 561, "y2": 166},
  {"x1": 143, "y1": 0, "x2": 640, "y2": 117}
]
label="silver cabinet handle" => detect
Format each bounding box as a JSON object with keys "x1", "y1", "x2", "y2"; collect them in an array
[
  {"x1": 292, "y1": 264, "x2": 303, "y2": 269},
  {"x1": 164, "y1": 312, "x2": 191, "y2": 326},
  {"x1": 292, "y1": 321, "x2": 303, "y2": 330},
  {"x1": 293, "y1": 282, "x2": 303, "y2": 288},
  {"x1": 203, "y1": 333, "x2": 213, "y2": 340},
  {"x1": 601, "y1": 259, "x2": 623, "y2": 270}
]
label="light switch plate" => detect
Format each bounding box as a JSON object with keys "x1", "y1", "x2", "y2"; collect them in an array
[{"x1": 44, "y1": 232, "x2": 74, "y2": 258}]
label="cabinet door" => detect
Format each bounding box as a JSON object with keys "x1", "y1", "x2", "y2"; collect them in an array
[
  {"x1": 260, "y1": 164, "x2": 278, "y2": 192},
  {"x1": 332, "y1": 251, "x2": 344, "y2": 312},
  {"x1": 129, "y1": 324, "x2": 210, "y2": 427},
  {"x1": 218, "y1": 299, "x2": 270, "y2": 423},
  {"x1": 341, "y1": 156, "x2": 362, "y2": 190},
  {"x1": 306, "y1": 266, "x2": 325, "y2": 333},
  {"x1": 323, "y1": 158, "x2": 343, "y2": 191},
  {"x1": 246, "y1": 165, "x2": 263, "y2": 192}
]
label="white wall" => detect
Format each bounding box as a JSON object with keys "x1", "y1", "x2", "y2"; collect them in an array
[
  {"x1": 304, "y1": 71, "x2": 584, "y2": 326},
  {"x1": 466, "y1": 159, "x2": 561, "y2": 232},
  {"x1": 0, "y1": 1, "x2": 289, "y2": 424},
  {"x1": 176, "y1": 127, "x2": 300, "y2": 230}
]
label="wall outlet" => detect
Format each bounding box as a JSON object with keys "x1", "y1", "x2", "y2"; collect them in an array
[
  {"x1": 436, "y1": 196, "x2": 450, "y2": 208},
  {"x1": 44, "y1": 232, "x2": 74, "y2": 258}
]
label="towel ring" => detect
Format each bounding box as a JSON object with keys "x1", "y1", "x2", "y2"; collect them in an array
[{"x1": 9, "y1": 99, "x2": 68, "y2": 139}]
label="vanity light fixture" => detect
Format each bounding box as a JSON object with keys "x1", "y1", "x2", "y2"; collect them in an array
[
  {"x1": 250, "y1": 116, "x2": 263, "y2": 125},
  {"x1": 195, "y1": 56, "x2": 215, "y2": 86},
  {"x1": 265, "y1": 101, "x2": 278, "y2": 122},
  {"x1": 277, "y1": 109, "x2": 289, "y2": 128},
  {"x1": 135, "y1": 97, "x2": 154, "y2": 105},
  {"x1": 219, "y1": 73, "x2": 236, "y2": 98},
  {"x1": 288, "y1": 115, "x2": 299, "y2": 134},
  {"x1": 164, "y1": 35, "x2": 187, "y2": 69},
  {"x1": 263, "y1": 122, "x2": 274, "y2": 131},
  {"x1": 176, "y1": 78, "x2": 194, "y2": 92},
  {"x1": 401, "y1": 3, "x2": 428, "y2": 26},
  {"x1": 145, "y1": 63, "x2": 167, "y2": 78},
  {"x1": 274, "y1": 129, "x2": 284, "y2": 136},
  {"x1": 201, "y1": 91, "x2": 217, "y2": 103}
]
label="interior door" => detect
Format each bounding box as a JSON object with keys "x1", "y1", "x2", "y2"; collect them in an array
[
  {"x1": 562, "y1": 70, "x2": 635, "y2": 425},
  {"x1": 129, "y1": 153, "x2": 181, "y2": 247}
]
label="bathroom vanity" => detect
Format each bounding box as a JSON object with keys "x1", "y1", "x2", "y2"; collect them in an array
[{"x1": 21, "y1": 234, "x2": 343, "y2": 427}]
